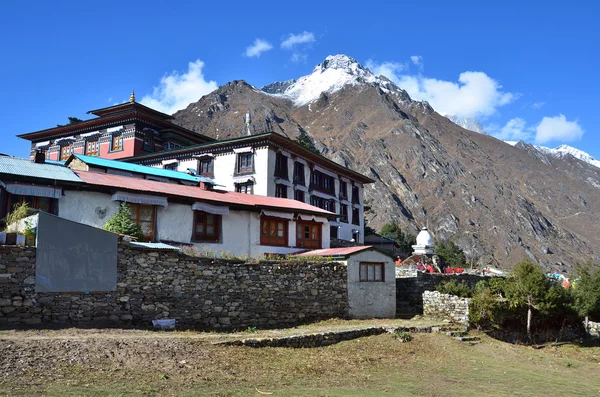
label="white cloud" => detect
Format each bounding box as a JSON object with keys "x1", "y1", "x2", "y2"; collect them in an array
[
  {"x1": 367, "y1": 60, "x2": 516, "y2": 119},
  {"x1": 291, "y1": 52, "x2": 308, "y2": 63},
  {"x1": 281, "y1": 31, "x2": 315, "y2": 49},
  {"x1": 410, "y1": 55, "x2": 422, "y2": 65},
  {"x1": 535, "y1": 114, "x2": 584, "y2": 144},
  {"x1": 532, "y1": 101, "x2": 546, "y2": 109},
  {"x1": 245, "y1": 39, "x2": 273, "y2": 58},
  {"x1": 490, "y1": 117, "x2": 533, "y2": 141},
  {"x1": 141, "y1": 60, "x2": 218, "y2": 115}
]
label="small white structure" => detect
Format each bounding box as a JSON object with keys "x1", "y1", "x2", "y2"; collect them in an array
[
  {"x1": 412, "y1": 227, "x2": 435, "y2": 255},
  {"x1": 294, "y1": 246, "x2": 396, "y2": 319}
]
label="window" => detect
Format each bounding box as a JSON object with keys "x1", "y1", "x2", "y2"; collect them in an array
[
  {"x1": 237, "y1": 152, "x2": 253, "y2": 174},
  {"x1": 235, "y1": 182, "x2": 253, "y2": 194},
  {"x1": 352, "y1": 185, "x2": 360, "y2": 204},
  {"x1": 143, "y1": 132, "x2": 155, "y2": 152},
  {"x1": 296, "y1": 222, "x2": 321, "y2": 249},
  {"x1": 7, "y1": 194, "x2": 56, "y2": 215},
  {"x1": 339, "y1": 204, "x2": 349, "y2": 223},
  {"x1": 275, "y1": 152, "x2": 288, "y2": 179},
  {"x1": 60, "y1": 144, "x2": 72, "y2": 160},
  {"x1": 192, "y1": 211, "x2": 220, "y2": 242},
  {"x1": 352, "y1": 207, "x2": 360, "y2": 225},
  {"x1": 310, "y1": 196, "x2": 335, "y2": 212},
  {"x1": 310, "y1": 170, "x2": 335, "y2": 195},
  {"x1": 275, "y1": 184, "x2": 287, "y2": 198},
  {"x1": 359, "y1": 263, "x2": 385, "y2": 282},
  {"x1": 111, "y1": 134, "x2": 123, "y2": 151},
  {"x1": 293, "y1": 162, "x2": 305, "y2": 186},
  {"x1": 330, "y1": 226, "x2": 338, "y2": 239},
  {"x1": 260, "y1": 217, "x2": 288, "y2": 246},
  {"x1": 128, "y1": 204, "x2": 155, "y2": 241},
  {"x1": 164, "y1": 142, "x2": 182, "y2": 151},
  {"x1": 294, "y1": 189, "x2": 305, "y2": 202},
  {"x1": 163, "y1": 162, "x2": 178, "y2": 170},
  {"x1": 340, "y1": 181, "x2": 348, "y2": 200},
  {"x1": 198, "y1": 158, "x2": 214, "y2": 177},
  {"x1": 86, "y1": 140, "x2": 99, "y2": 156}
]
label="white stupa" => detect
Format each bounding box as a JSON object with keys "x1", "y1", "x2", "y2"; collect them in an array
[{"x1": 412, "y1": 227, "x2": 435, "y2": 255}]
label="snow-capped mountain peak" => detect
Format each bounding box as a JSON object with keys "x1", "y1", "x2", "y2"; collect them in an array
[
  {"x1": 271, "y1": 54, "x2": 385, "y2": 106},
  {"x1": 446, "y1": 115, "x2": 486, "y2": 133},
  {"x1": 541, "y1": 144, "x2": 600, "y2": 168}
]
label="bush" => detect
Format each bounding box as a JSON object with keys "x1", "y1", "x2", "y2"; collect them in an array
[
  {"x1": 470, "y1": 287, "x2": 503, "y2": 330},
  {"x1": 436, "y1": 279, "x2": 473, "y2": 298},
  {"x1": 392, "y1": 331, "x2": 412, "y2": 342},
  {"x1": 103, "y1": 203, "x2": 144, "y2": 241},
  {"x1": 435, "y1": 240, "x2": 466, "y2": 268},
  {"x1": 3, "y1": 202, "x2": 34, "y2": 233}
]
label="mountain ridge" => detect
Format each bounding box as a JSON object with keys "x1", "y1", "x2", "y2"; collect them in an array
[{"x1": 172, "y1": 55, "x2": 600, "y2": 271}]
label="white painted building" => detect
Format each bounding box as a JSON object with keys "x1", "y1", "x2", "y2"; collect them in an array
[{"x1": 129, "y1": 133, "x2": 374, "y2": 244}]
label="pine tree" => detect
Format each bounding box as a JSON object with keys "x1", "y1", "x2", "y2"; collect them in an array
[
  {"x1": 379, "y1": 222, "x2": 416, "y2": 253},
  {"x1": 435, "y1": 240, "x2": 466, "y2": 267},
  {"x1": 103, "y1": 203, "x2": 144, "y2": 241},
  {"x1": 295, "y1": 131, "x2": 318, "y2": 153},
  {"x1": 572, "y1": 260, "x2": 600, "y2": 331}
]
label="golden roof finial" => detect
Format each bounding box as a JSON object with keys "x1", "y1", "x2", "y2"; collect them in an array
[{"x1": 129, "y1": 89, "x2": 135, "y2": 103}]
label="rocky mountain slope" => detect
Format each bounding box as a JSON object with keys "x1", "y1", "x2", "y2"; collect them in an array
[{"x1": 172, "y1": 55, "x2": 600, "y2": 271}]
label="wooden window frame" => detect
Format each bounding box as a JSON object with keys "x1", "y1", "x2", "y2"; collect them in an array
[
  {"x1": 352, "y1": 185, "x2": 360, "y2": 204},
  {"x1": 310, "y1": 170, "x2": 335, "y2": 195},
  {"x1": 143, "y1": 133, "x2": 155, "y2": 152},
  {"x1": 111, "y1": 133, "x2": 123, "y2": 152},
  {"x1": 6, "y1": 194, "x2": 56, "y2": 215},
  {"x1": 274, "y1": 152, "x2": 289, "y2": 179},
  {"x1": 192, "y1": 211, "x2": 221, "y2": 243},
  {"x1": 260, "y1": 217, "x2": 288, "y2": 247},
  {"x1": 293, "y1": 162, "x2": 305, "y2": 186},
  {"x1": 60, "y1": 144, "x2": 72, "y2": 160},
  {"x1": 275, "y1": 184, "x2": 288, "y2": 198},
  {"x1": 237, "y1": 152, "x2": 253, "y2": 175},
  {"x1": 294, "y1": 189, "x2": 305, "y2": 202},
  {"x1": 296, "y1": 221, "x2": 321, "y2": 249},
  {"x1": 163, "y1": 162, "x2": 178, "y2": 170},
  {"x1": 340, "y1": 204, "x2": 349, "y2": 223},
  {"x1": 85, "y1": 139, "x2": 99, "y2": 156},
  {"x1": 128, "y1": 203, "x2": 155, "y2": 241},
  {"x1": 340, "y1": 181, "x2": 348, "y2": 200},
  {"x1": 352, "y1": 207, "x2": 360, "y2": 225},
  {"x1": 235, "y1": 182, "x2": 253, "y2": 194},
  {"x1": 198, "y1": 158, "x2": 214, "y2": 178},
  {"x1": 359, "y1": 262, "x2": 385, "y2": 282}
]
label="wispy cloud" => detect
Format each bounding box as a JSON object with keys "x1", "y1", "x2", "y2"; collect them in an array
[
  {"x1": 141, "y1": 59, "x2": 218, "y2": 115},
  {"x1": 410, "y1": 55, "x2": 422, "y2": 65},
  {"x1": 532, "y1": 101, "x2": 546, "y2": 109},
  {"x1": 368, "y1": 59, "x2": 516, "y2": 119},
  {"x1": 535, "y1": 114, "x2": 584, "y2": 144},
  {"x1": 244, "y1": 39, "x2": 273, "y2": 58},
  {"x1": 281, "y1": 31, "x2": 315, "y2": 49},
  {"x1": 488, "y1": 117, "x2": 533, "y2": 141}
]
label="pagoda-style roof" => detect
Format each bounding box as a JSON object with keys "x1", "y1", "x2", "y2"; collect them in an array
[{"x1": 18, "y1": 101, "x2": 215, "y2": 144}]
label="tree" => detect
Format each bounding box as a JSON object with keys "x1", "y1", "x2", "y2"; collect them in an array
[
  {"x1": 435, "y1": 240, "x2": 466, "y2": 268},
  {"x1": 57, "y1": 117, "x2": 84, "y2": 127},
  {"x1": 379, "y1": 222, "x2": 416, "y2": 253},
  {"x1": 295, "y1": 131, "x2": 318, "y2": 153},
  {"x1": 103, "y1": 203, "x2": 144, "y2": 241},
  {"x1": 572, "y1": 260, "x2": 600, "y2": 331},
  {"x1": 505, "y1": 259, "x2": 550, "y2": 341}
]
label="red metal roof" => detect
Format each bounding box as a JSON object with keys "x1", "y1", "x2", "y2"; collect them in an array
[
  {"x1": 293, "y1": 246, "x2": 375, "y2": 257},
  {"x1": 74, "y1": 170, "x2": 335, "y2": 216}
]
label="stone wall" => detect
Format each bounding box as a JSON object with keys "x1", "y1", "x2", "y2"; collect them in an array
[
  {"x1": 0, "y1": 244, "x2": 348, "y2": 329},
  {"x1": 396, "y1": 272, "x2": 491, "y2": 317},
  {"x1": 588, "y1": 321, "x2": 600, "y2": 338},
  {"x1": 423, "y1": 291, "x2": 471, "y2": 325}
]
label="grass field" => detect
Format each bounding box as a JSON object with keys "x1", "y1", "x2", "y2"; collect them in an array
[{"x1": 1, "y1": 322, "x2": 599, "y2": 396}]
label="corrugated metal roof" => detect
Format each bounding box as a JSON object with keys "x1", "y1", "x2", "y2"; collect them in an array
[
  {"x1": 75, "y1": 170, "x2": 334, "y2": 216},
  {"x1": 72, "y1": 154, "x2": 212, "y2": 184},
  {"x1": 0, "y1": 155, "x2": 82, "y2": 183},
  {"x1": 129, "y1": 242, "x2": 181, "y2": 250},
  {"x1": 293, "y1": 246, "x2": 375, "y2": 257}
]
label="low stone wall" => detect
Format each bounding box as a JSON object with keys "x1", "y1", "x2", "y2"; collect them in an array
[
  {"x1": 0, "y1": 244, "x2": 349, "y2": 329},
  {"x1": 396, "y1": 272, "x2": 491, "y2": 317},
  {"x1": 588, "y1": 321, "x2": 600, "y2": 338},
  {"x1": 423, "y1": 291, "x2": 471, "y2": 325}
]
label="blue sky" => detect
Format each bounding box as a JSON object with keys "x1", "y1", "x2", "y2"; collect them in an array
[{"x1": 1, "y1": 0, "x2": 599, "y2": 160}]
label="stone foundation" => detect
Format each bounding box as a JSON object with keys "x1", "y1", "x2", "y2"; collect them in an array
[
  {"x1": 0, "y1": 244, "x2": 349, "y2": 329},
  {"x1": 422, "y1": 291, "x2": 471, "y2": 325}
]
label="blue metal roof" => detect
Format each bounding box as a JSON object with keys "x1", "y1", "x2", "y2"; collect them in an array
[
  {"x1": 0, "y1": 155, "x2": 82, "y2": 183},
  {"x1": 72, "y1": 154, "x2": 215, "y2": 184}
]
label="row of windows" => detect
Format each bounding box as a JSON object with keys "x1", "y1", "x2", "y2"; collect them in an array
[
  {"x1": 57, "y1": 134, "x2": 124, "y2": 160},
  {"x1": 126, "y1": 204, "x2": 322, "y2": 248}
]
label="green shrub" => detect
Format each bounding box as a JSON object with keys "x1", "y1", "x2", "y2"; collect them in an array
[
  {"x1": 392, "y1": 331, "x2": 412, "y2": 342},
  {"x1": 436, "y1": 279, "x2": 473, "y2": 298},
  {"x1": 103, "y1": 203, "x2": 144, "y2": 241},
  {"x1": 470, "y1": 287, "x2": 503, "y2": 330},
  {"x1": 3, "y1": 202, "x2": 34, "y2": 233}
]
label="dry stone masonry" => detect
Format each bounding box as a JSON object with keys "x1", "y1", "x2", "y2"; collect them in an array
[
  {"x1": 422, "y1": 291, "x2": 471, "y2": 325},
  {"x1": 588, "y1": 321, "x2": 600, "y2": 338},
  {"x1": 0, "y1": 244, "x2": 349, "y2": 329}
]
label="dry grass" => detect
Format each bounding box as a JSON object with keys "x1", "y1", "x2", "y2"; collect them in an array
[{"x1": 1, "y1": 327, "x2": 599, "y2": 396}]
